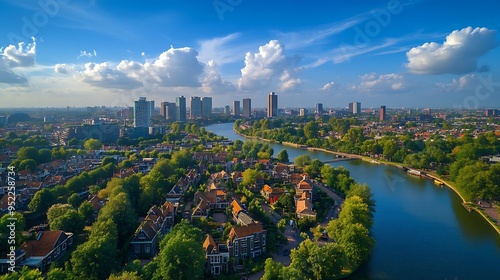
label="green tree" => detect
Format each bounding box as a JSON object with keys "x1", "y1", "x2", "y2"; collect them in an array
[
  {"x1": 276, "y1": 149, "x2": 289, "y2": 163},
  {"x1": 28, "y1": 188, "x2": 56, "y2": 214},
  {"x1": 84, "y1": 138, "x2": 103, "y2": 150},
  {"x1": 70, "y1": 220, "x2": 119, "y2": 280},
  {"x1": 304, "y1": 121, "x2": 319, "y2": 139},
  {"x1": 262, "y1": 258, "x2": 286, "y2": 280},
  {"x1": 68, "y1": 193, "x2": 83, "y2": 208},
  {"x1": 242, "y1": 168, "x2": 260, "y2": 186},
  {"x1": 98, "y1": 192, "x2": 137, "y2": 246},
  {"x1": 156, "y1": 222, "x2": 205, "y2": 280},
  {"x1": 18, "y1": 159, "x2": 37, "y2": 171},
  {"x1": 78, "y1": 201, "x2": 95, "y2": 225},
  {"x1": 17, "y1": 147, "x2": 38, "y2": 161},
  {"x1": 294, "y1": 154, "x2": 311, "y2": 167}
]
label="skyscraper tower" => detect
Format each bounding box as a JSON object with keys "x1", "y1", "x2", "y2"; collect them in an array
[
  {"x1": 190, "y1": 96, "x2": 201, "y2": 119},
  {"x1": 201, "y1": 97, "x2": 212, "y2": 117},
  {"x1": 267, "y1": 91, "x2": 278, "y2": 118},
  {"x1": 233, "y1": 100, "x2": 240, "y2": 116},
  {"x1": 242, "y1": 98, "x2": 251, "y2": 118},
  {"x1": 380, "y1": 105, "x2": 386, "y2": 121},
  {"x1": 134, "y1": 97, "x2": 151, "y2": 127},
  {"x1": 316, "y1": 103, "x2": 323, "y2": 114},
  {"x1": 176, "y1": 96, "x2": 186, "y2": 122}
]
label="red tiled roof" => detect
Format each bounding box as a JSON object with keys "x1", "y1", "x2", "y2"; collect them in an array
[
  {"x1": 229, "y1": 223, "x2": 264, "y2": 240},
  {"x1": 22, "y1": 231, "x2": 68, "y2": 257}
]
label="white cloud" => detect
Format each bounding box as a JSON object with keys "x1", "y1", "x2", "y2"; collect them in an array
[
  {"x1": 320, "y1": 81, "x2": 337, "y2": 91},
  {"x1": 75, "y1": 62, "x2": 142, "y2": 89},
  {"x1": 78, "y1": 50, "x2": 97, "y2": 58},
  {"x1": 54, "y1": 64, "x2": 72, "y2": 74},
  {"x1": 0, "y1": 39, "x2": 36, "y2": 84},
  {"x1": 406, "y1": 27, "x2": 498, "y2": 75},
  {"x1": 351, "y1": 72, "x2": 406, "y2": 92},
  {"x1": 436, "y1": 74, "x2": 477, "y2": 91},
  {"x1": 201, "y1": 60, "x2": 235, "y2": 94},
  {"x1": 238, "y1": 40, "x2": 301, "y2": 91}
]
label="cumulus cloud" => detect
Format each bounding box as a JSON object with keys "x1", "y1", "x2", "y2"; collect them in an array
[
  {"x1": 436, "y1": 74, "x2": 477, "y2": 91},
  {"x1": 238, "y1": 40, "x2": 301, "y2": 91},
  {"x1": 78, "y1": 50, "x2": 97, "y2": 58},
  {"x1": 0, "y1": 39, "x2": 36, "y2": 84},
  {"x1": 320, "y1": 81, "x2": 337, "y2": 91},
  {"x1": 75, "y1": 62, "x2": 142, "y2": 89},
  {"x1": 201, "y1": 60, "x2": 235, "y2": 94},
  {"x1": 144, "y1": 47, "x2": 204, "y2": 87},
  {"x1": 406, "y1": 27, "x2": 498, "y2": 75},
  {"x1": 54, "y1": 63, "x2": 72, "y2": 74},
  {"x1": 351, "y1": 72, "x2": 406, "y2": 92},
  {"x1": 72, "y1": 46, "x2": 205, "y2": 90}
]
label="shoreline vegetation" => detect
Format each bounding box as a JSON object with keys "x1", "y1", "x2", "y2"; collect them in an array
[{"x1": 232, "y1": 127, "x2": 500, "y2": 236}]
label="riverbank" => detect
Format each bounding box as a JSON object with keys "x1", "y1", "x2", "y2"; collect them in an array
[{"x1": 234, "y1": 127, "x2": 500, "y2": 236}]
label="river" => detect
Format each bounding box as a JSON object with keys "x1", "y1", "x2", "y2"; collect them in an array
[{"x1": 206, "y1": 122, "x2": 500, "y2": 280}]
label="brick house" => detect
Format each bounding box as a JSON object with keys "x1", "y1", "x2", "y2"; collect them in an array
[
  {"x1": 20, "y1": 230, "x2": 74, "y2": 273},
  {"x1": 227, "y1": 223, "x2": 266, "y2": 266},
  {"x1": 203, "y1": 234, "x2": 230, "y2": 276}
]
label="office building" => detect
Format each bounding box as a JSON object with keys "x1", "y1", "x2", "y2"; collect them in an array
[
  {"x1": 201, "y1": 97, "x2": 212, "y2": 117},
  {"x1": 242, "y1": 98, "x2": 251, "y2": 118},
  {"x1": 267, "y1": 92, "x2": 278, "y2": 118},
  {"x1": 349, "y1": 102, "x2": 361, "y2": 114},
  {"x1": 299, "y1": 108, "x2": 306, "y2": 116},
  {"x1": 160, "y1": 102, "x2": 168, "y2": 117},
  {"x1": 316, "y1": 103, "x2": 323, "y2": 114},
  {"x1": 380, "y1": 105, "x2": 386, "y2": 121},
  {"x1": 176, "y1": 96, "x2": 187, "y2": 122},
  {"x1": 485, "y1": 109, "x2": 499, "y2": 116},
  {"x1": 134, "y1": 97, "x2": 151, "y2": 128},
  {"x1": 165, "y1": 102, "x2": 177, "y2": 121},
  {"x1": 233, "y1": 101, "x2": 240, "y2": 116},
  {"x1": 224, "y1": 105, "x2": 231, "y2": 115},
  {"x1": 148, "y1": 100, "x2": 155, "y2": 116},
  {"x1": 190, "y1": 96, "x2": 202, "y2": 119}
]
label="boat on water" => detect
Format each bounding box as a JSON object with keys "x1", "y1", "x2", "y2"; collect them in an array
[
  {"x1": 407, "y1": 169, "x2": 421, "y2": 176},
  {"x1": 434, "y1": 179, "x2": 444, "y2": 186}
]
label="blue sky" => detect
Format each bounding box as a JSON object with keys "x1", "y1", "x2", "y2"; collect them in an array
[{"x1": 0, "y1": 0, "x2": 499, "y2": 109}]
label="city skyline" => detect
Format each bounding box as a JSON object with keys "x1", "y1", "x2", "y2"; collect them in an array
[{"x1": 0, "y1": 1, "x2": 499, "y2": 108}]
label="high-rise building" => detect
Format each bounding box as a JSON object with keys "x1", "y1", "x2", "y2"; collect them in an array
[
  {"x1": 201, "y1": 97, "x2": 212, "y2": 117},
  {"x1": 380, "y1": 105, "x2": 386, "y2": 121},
  {"x1": 160, "y1": 102, "x2": 168, "y2": 117},
  {"x1": 299, "y1": 108, "x2": 306, "y2": 116},
  {"x1": 232, "y1": 101, "x2": 240, "y2": 116},
  {"x1": 190, "y1": 96, "x2": 202, "y2": 119},
  {"x1": 165, "y1": 102, "x2": 177, "y2": 121},
  {"x1": 224, "y1": 105, "x2": 231, "y2": 115},
  {"x1": 349, "y1": 102, "x2": 361, "y2": 114},
  {"x1": 176, "y1": 96, "x2": 186, "y2": 122},
  {"x1": 424, "y1": 108, "x2": 431, "y2": 115},
  {"x1": 267, "y1": 91, "x2": 278, "y2": 118},
  {"x1": 316, "y1": 103, "x2": 323, "y2": 114},
  {"x1": 242, "y1": 98, "x2": 251, "y2": 118},
  {"x1": 485, "y1": 109, "x2": 499, "y2": 116},
  {"x1": 134, "y1": 97, "x2": 151, "y2": 128},
  {"x1": 148, "y1": 100, "x2": 155, "y2": 116}
]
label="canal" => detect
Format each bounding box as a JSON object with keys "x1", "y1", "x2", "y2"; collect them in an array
[{"x1": 206, "y1": 122, "x2": 500, "y2": 280}]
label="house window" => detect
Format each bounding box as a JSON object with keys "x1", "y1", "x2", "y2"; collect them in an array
[
  {"x1": 57, "y1": 246, "x2": 60, "y2": 255},
  {"x1": 138, "y1": 232, "x2": 146, "y2": 240},
  {"x1": 234, "y1": 242, "x2": 239, "y2": 256},
  {"x1": 134, "y1": 245, "x2": 141, "y2": 254},
  {"x1": 262, "y1": 235, "x2": 266, "y2": 246},
  {"x1": 62, "y1": 243, "x2": 66, "y2": 250},
  {"x1": 250, "y1": 237, "x2": 254, "y2": 250},
  {"x1": 145, "y1": 244, "x2": 151, "y2": 254}
]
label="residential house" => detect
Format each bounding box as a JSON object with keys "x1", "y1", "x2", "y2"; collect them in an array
[
  {"x1": 130, "y1": 203, "x2": 175, "y2": 259},
  {"x1": 261, "y1": 184, "x2": 284, "y2": 204},
  {"x1": 295, "y1": 176, "x2": 314, "y2": 201},
  {"x1": 296, "y1": 194, "x2": 317, "y2": 220},
  {"x1": 203, "y1": 234, "x2": 230, "y2": 276},
  {"x1": 227, "y1": 223, "x2": 266, "y2": 266},
  {"x1": 19, "y1": 230, "x2": 74, "y2": 273}
]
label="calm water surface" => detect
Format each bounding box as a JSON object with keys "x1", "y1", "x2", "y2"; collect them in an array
[{"x1": 206, "y1": 122, "x2": 500, "y2": 280}]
